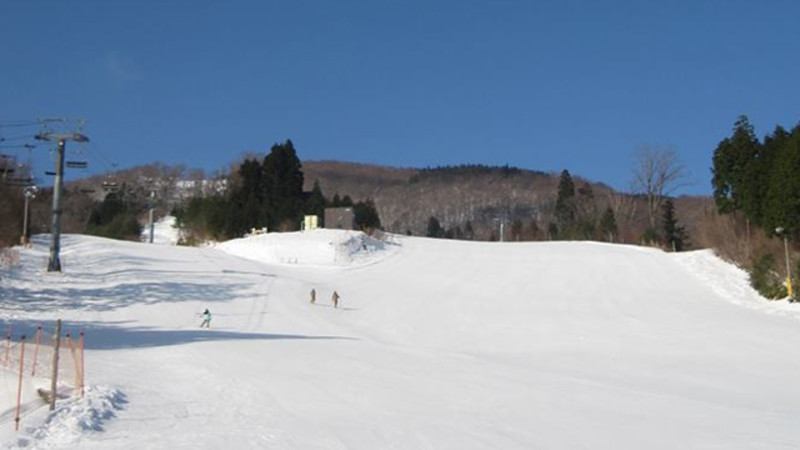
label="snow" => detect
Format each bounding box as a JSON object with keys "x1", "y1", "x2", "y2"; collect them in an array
[
  {"x1": 217, "y1": 228, "x2": 395, "y2": 266},
  {"x1": 1, "y1": 223, "x2": 799, "y2": 449},
  {"x1": 140, "y1": 216, "x2": 180, "y2": 246}
]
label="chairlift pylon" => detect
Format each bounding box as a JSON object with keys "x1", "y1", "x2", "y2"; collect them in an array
[{"x1": 0, "y1": 154, "x2": 16, "y2": 175}]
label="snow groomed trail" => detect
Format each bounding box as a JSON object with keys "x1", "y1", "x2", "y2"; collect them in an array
[{"x1": 1, "y1": 228, "x2": 799, "y2": 449}]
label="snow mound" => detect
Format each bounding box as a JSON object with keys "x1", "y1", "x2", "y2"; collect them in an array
[
  {"x1": 672, "y1": 249, "x2": 800, "y2": 318},
  {"x1": 217, "y1": 229, "x2": 397, "y2": 266},
  {"x1": 9, "y1": 386, "x2": 126, "y2": 449}
]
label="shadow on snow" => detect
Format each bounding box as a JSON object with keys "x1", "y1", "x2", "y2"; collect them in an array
[
  {"x1": 0, "y1": 318, "x2": 357, "y2": 350},
  {"x1": 0, "y1": 281, "x2": 253, "y2": 313}
]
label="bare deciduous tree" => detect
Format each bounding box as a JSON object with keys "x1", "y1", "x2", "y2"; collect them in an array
[{"x1": 631, "y1": 147, "x2": 687, "y2": 228}]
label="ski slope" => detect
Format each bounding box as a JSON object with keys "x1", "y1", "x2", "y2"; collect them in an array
[{"x1": 1, "y1": 223, "x2": 799, "y2": 449}]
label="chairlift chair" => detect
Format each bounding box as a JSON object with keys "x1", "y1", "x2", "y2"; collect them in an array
[
  {"x1": 6, "y1": 177, "x2": 33, "y2": 187},
  {"x1": 65, "y1": 161, "x2": 88, "y2": 169},
  {"x1": 102, "y1": 180, "x2": 119, "y2": 192}
]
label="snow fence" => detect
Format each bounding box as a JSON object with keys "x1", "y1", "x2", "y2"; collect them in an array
[{"x1": 0, "y1": 320, "x2": 85, "y2": 431}]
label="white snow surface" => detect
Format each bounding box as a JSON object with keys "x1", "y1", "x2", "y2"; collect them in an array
[
  {"x1": 1, "y1": 230, "x2": 799, "y2": 449},
  {"x1": 140, "y1": 216, "x2": 180, "y2": 246}
]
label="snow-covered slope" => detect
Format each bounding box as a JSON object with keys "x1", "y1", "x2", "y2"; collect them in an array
[
  {"x1": 0, "y1": 232, "x2": 799, "y2": 449},
  {"x1": 217, "y1": 228, "x2": 394, "y2": 266},
  {"x1": 139, "y1": 216, "x2": 181, "y2": 246}
]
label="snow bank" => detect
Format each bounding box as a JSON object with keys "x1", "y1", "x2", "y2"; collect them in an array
[
  {"x1": 672, "y1": 249, "x2": 800, "y2": 318},
  {"x1": 8, "y1": 386, "x2": 126, "y2": 449},
  {"x1": 217, "y1": 228, "x2": 395, "y2": 266}
]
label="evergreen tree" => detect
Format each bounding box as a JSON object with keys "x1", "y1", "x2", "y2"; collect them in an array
[
  {"x1": 463, "y1": 221, "x2": 475, "y2": 240},
  {"x1": 426, "y1": 216, "x2": 444, "y2": 238},
  {"x1": 511, "y1": 219, "x2": 524, "y2": 241},
  {"x1": 236, "y1": 159, "x2": 265, "y2": 203},
  {"x1": 331, "y1": 194, "x2": 353, "y2": 207},
  {"x1": 85, "y1": 192, "x2": 143, "y2": 241},
  {"x1": 712, "y1": 116, "x2": 761, "y2": 216},
  {"x1": 547, "y1": 222, "x2": 559, "y2": 240},
  {"x1": 87, "y1": 192, "x2": 126, "y2": 227},
  {"x1": 762, "y1": 125, "x2": 800, "y2": 236},
  {"x1": 305, "y1": 180, "x2": 326, "y2": 224},
  {"x1": 599, "y1": 207, "x2": 618, "y2": 242},
  {"x1": 662, "y1": 199, "x2": 689, "y2": 251},
  {"x1": 554, "y1": 169, "x2": 576, "y2": 239},
  {"x1": 354, "y1": 199, "x2": 381, "y2": 231},
  {"x1": 262, "y1": 140, "x2": 304, "y2": 230}
]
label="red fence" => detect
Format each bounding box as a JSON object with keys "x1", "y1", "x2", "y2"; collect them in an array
[{"x1": 1, "y1": 320, "x2": 85, "y2": 430}]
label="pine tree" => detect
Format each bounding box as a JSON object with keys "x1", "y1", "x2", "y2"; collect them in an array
[
  {"x1": 511, "y1": 219, "x2": 524, "y2": 241},
  {"x1": 305, "y1": 180, "x2": 326, "y2": 224},
  {"x1": 599, "y1": 207, "x2": 618, "y2": 242},
  {"x1": 354, "y1": 199, "x2": 381, "y2": 232},
  {"x1": 554, "y1": 169, "x2": 576, "y2": 239},
  {"x1": 464, "y1": 221, "x2": 475, "y2": 240},
  {"x1": 712, "y1": 115, "x2": 761, "y2": 215},
  {"x1": 762, "y1": 124, "x2": 800, "y2": 236},
  {"x1": 662, "y1": 199, "x2": 689, "y2": 251},
  {"x1": 426, "y1": 216, "x2": 444, "y2": 238},
  {"x1": 262, "y1": 140, "x2": 304, "y2": 230}
]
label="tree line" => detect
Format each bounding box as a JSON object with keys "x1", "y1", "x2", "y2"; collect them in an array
[
  {"x1": 712, "y1": 116, "x2": 800, "y2": 299},
  {"x1": 712, "y1": 115, "x2": 800, "y2": 238},
  {"x1": 173, "y1": 140, "x2": 380, "y2": 242}
]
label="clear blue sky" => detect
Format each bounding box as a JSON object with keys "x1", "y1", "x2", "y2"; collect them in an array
[{"x1": 1, "y1": 1, "x2": 798, "y2": 195}]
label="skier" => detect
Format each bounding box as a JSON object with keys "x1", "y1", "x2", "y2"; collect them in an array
[
  {"x1": 331, "y1": 291, "x2": 340, "y2": 309},
  {"x1": 310, "y1": 288, "x2": 316, "y2": 304},
  {"x1": 200, "y1": 308, "x2": 212, "y2": 328}
]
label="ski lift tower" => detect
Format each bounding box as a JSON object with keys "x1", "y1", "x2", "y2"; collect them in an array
[
  {"x1": 21, "y1": 185, "x2": 38, "y2": 246},
  {"x1": 34, "y1": 130, "x2": 89, "y2": 272}
]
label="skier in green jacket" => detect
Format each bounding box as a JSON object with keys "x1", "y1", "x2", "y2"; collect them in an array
[{"x1": 200, "y1": 308, "x2": 212, "y2": 328}]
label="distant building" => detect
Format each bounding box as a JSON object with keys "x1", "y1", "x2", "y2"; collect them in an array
[
  {"x1": 303, "y1": 215, "x2": 319, "y2": 231},
  {"x1": 324, "y1": 207, "x2": 356, "y2": 230}
]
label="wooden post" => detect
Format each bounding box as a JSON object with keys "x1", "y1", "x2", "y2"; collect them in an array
[
  {"x1": 49, "y1": 320, "x2": 61, "y2": 411},
  {"x1": 15, "y1": 335, "x2": 26, "y2": 431}
]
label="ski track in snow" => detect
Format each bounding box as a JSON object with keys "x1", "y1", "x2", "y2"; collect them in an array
[{"x1": 0, "y1": 220, "x2": 799, "y2": 449}]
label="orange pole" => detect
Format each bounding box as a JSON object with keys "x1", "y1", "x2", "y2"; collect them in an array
[
  {"x1": 15, "y1": 335, "x2": 26, "y2": 431},
  {"x1": 66, "y1": 334, "x2": 78, "y2": 392},
  {"x1": 31, "y1": 326, "x2": 42, "y2": 376},
  {"x1": 79, "y1": 332, "x2": 85, "y2": 398}
]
